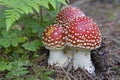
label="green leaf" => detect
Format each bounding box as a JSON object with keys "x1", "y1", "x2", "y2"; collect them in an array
[
  {"x1": 0, "y1": 38, "x2": 10, "y2": 48},
  {"x1": 0, "y1": 30, "x2": 27, "y2": 48},
  {"x1": 5, "y1": 10, "x2": 20, "y2": 31},
  {"x1": 39, "y1": 0, "x2": 49, "y2": 9},
  {"x1": 22, "y1": 40, "x2": 42, "y2": 51},
  {"x1": 57, "y1": 0, "x2": 67, "y2": 5},
  {"x1": 6, "y1": 59, "x2": 29, "y2": 79},
  {"x1": 0, "y1": 61, "x2": 8, "y2": 71},
  {"x1": 44, "y1": 70, "x2": 53, "y2": 76},
  {"x1": 49, "y1": 0, "x2": 56, "y2": 9}
]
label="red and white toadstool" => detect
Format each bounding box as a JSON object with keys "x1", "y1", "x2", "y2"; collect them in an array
[
  {"x1": 42, "y1": 24, "x2": 69, "y2": 67},
  {"x1": 56, "y1": 6, "x2": 85, "y2": 28},
  {"x1": 66, "y1": 16, "x2": 101, "y2": 74}
]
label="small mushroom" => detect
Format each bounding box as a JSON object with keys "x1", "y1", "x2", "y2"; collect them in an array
[
  {"x1": 66, "y1": 16, "x2": 101, "y2": 74},
  {"x1": 56, "y1": 6, "x2": 85, "y2": 28},
  {"x1": 42, "y1": 24, "x2": 69, "y2": 67}
]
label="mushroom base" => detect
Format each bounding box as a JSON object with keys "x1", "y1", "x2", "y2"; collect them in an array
[
  {"x1": 73, "y1": 48, "x2": 95, "y2": 74},
  {"x1": 48, "y1": 49, "x2": 69, "y2": 67}
]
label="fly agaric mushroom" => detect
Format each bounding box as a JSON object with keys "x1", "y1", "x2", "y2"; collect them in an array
[
  {"x1": 42, "y1": 24, "x2": 69, "y2": 67},
  {"x1": 56, "y1": 6, "x2": 85, "y2": 28},
  {"x1": 66, "y1": 16, "x2": 101, "y2": 74}
]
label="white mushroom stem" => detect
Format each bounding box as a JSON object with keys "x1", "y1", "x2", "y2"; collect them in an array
[
  {"x1": 48, "y1": 49, "x2": 69, "y2": 67},
  {"x1": 73, "y1": 48, "x2": 95, "y2": 74}
]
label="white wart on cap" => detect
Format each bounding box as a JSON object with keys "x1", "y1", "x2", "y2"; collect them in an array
[
  {"x1": 66, "y1": 16, "x2": 101, "y2": 50},
  {"x1": 56, "y1": 6, "x2": 85, "y2": 28}
]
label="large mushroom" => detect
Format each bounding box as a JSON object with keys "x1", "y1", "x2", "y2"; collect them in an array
[
  {"x1": 42, "y1": 24, "x2": 69, "y2": 67},
  {"x1": 56, "y1": 6, "x2": 85, "y2": 28},
  {"x1": 66, "y1": 16, "x2": 101, "y2": 74}
]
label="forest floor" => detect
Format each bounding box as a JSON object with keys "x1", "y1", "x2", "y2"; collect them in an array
[
  {"x1": 36, "y1": 1, "x2": 120, "y2": 80},
  {"x1": 1, "y1": 1, "x2": 120, "y2": 80}
]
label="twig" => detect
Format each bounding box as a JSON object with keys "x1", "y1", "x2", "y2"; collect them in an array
[
  {"x1": 61, "y1": 67, "x2": 71, "y2": 80},
  {"x1": 61, "y1": 67, "x2": 78, "y2": 80},
  {"x1": 101, "y1": 16, "x2": 120, "y2": 23},
  {"x1": 82, "y1": 70, "x2": 95, "y2": 80},
  {"x1": 67, "y1": 72, "x2": 78, "y2": 80},
  {"x1": 69, "y1": 0, "x2": 90, "y2": 7},
  {"x1": 110, "y1": 48, "x2": 120, "y2": 53}
]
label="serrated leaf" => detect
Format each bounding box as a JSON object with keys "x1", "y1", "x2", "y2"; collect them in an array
[
  {"x1": 44, "y1": 70, "x2": 53, "y2": 76},
  {"x1": 22, "y1": 40, "x2": 42, "y2": 51},
  {"x1": 5, "y1": 10, "x2": 20, "y2": 31},
  {"x1": 0, "y1": 38, "x2": 10, "y2": 48},
  {"x1": 39, "y1": 0, "x2": 49, "y2": 9},
  {"x1": 57, "y1": 0, "x2": 67, "y2": 5},
  {"x1": 0, "y1": 61, "x2": 8, "y2": 71},
  {"x1": 49, "y1": 0, "x2": 56, "y2": 9}
]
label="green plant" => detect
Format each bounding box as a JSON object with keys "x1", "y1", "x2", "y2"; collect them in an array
[
  {"x1": 27, "y1": 66, "x2": 54, "y2": 80},
  {"x1": 6, "y1": 58, "x2": 29, "y2": 79},
  {"x1": 0, "y1": 0, "x2": 67, "y2": 79},
  {"x1": 0, "y1": 0, "x2": 67, "y2": 30}
]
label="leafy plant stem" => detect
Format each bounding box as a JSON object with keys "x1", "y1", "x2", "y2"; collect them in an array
[{"x1": 40, "y1": 7, "x2": 43, "y2": 23}]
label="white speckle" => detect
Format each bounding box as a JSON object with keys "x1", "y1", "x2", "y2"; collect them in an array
[
  {"x1": 75, "y1": 33, "x2": 78, "y2": 36},
  {"x1": 77, "y1": 39, "x2": 80, "y2": 42},
  {"x1": 86, "y1": 46, "x2": 90, "y2": 49},
  {"x1": 94, "y1": 43, "x2": 97, "y2": 45},
  {"x1": 51, "y1": 39, "x2": 54, "y2": 41},
  {"x1": 45, "y1": 33, "x2": 47, "y2": 35},
  {"x1": 91, "y1": 47, "x2": 94, "y2": 49},
  {"x1": 84, "y1": 43, "x2": 86, "y2": 45},
  {"x1": 87, "y1": 36, "x2": 90, "y2": 39},
  {"x1": 54, "y1": 28, "x2": 57, "y2": 30},
  {"x1": 59, "y1": 35, "x2": 62, "y2": 38},
  {"x1": 48, "y1": 37, "x2": 51, "y2": 39},
  {"x1": 48, "y1": 43, "x2": 51, "y2": 46},
  {"x1": 61, "y1": 42, "x2": 65, "y2": 45},
  {"x1": 51, "y1": 43, "x2": 54, "y2": 45},
  {"x1": 79, "y1": 28, "x2": 82, "y2": 30},
  {"x1": 55, "y1": 41, "x2": 57, "y2": 44},
  {"x1": 91, "y1": 44, "x2": 94, "y2": 46},
  {"x1": 73, "y1": 41, "x2": 76, "y2": 43},
  {"x1": 72, "y1": 31, "x2": 74, "y2": 33},
  {"x1": 72, "y1": 35, "x2": 75, "y2": 38},
  {"x1": 45, "y1": 38, "x2": 48, "y2": 41},
  {"x1": 48, "y1": 40, "x2": 50, "y2": 42},
  {"x1": 54, "y1": 32, "x2": 58, "y2": 35},
  {"x1": 92, "y1": 31, "x2": 95, "y2": 33},
  {"x1": 89, "y1": 28, "x2": 92, "y2": 30},
  {"x1": 86, "y1": 39, "x2": 88, "y2": 42},
  {"x1": 79, "y1": 40, "x2": 84, "y2": 42},
  {"x1": 86, "y1": 43, "x2": 89, "y2": 45},
  {"x1": 85, "y1": 34, "x2": 88, "y2": 37},
  {"x1": 42, "y1": 37, "x2": 44, "y2": 39},
  {"x1": 91, "y1": 40, "x2": 95, "y2": 42},
  {"x1": 86, "y1": 31, "x2": 89, "y2": 33},
  {"x1": 90, "y1": 34, "x2": 92, "y2": 36},
  {"x1": 75, "y1": 27, "x2": 78, "y2": 30},
  {"x1": 83, "y1": 30, "x2": 85, "y2": 32}
]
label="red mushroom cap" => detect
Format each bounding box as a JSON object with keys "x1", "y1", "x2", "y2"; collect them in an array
[
  {"x1": 56, "y1": 6, "x2": 85, "y2": 28},
  {"x1": 66, "y1": 16, "x2": 101, "y2": 50},
  {"x1": 42, "y1": 24, "x2": 66, "y2": 50}
]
